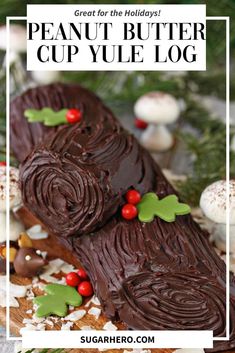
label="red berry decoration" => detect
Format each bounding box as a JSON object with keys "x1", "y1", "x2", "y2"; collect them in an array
[
  {"x1": 77, "y1": 268, "x2": 88, "y2": 280},
  {"x1": 78, "y1": 281, "x2": 93, "y2": 297},
  {"x1": 66, "y1": 109, "x2": 82, "y2": 124},
  {"x1": 0, "y1": 161, "x2": 6, "y2": 166},
  {"x1": 135, "y1": 118, "x2": 148, "y2": 130},
  {"x1": 66, "y1": 272, "x2": 81, "y2": 287},
  {"x1": 122, "y1": 204, "x2": 138, "y2": 220},
  {"x1": 126, "y1": 190, "x2": 141, "y2": 205}
]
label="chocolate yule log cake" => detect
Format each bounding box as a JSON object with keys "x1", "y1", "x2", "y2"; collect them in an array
[
  {"x1": 11, "y1": 83, "x2": 235, "y2": 351},
  {"x1": 17, "y1": 87, "x2": 155, "y2": 236}
]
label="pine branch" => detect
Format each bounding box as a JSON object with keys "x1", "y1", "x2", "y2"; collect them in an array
[{"x1": 176, "y1": 98, "x2": 235, "y2": 205}]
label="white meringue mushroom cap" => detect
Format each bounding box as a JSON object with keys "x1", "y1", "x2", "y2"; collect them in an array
[
  {"x1": 200, "y1": 180, "x2": 235, "y2": 224},
  {"x1": 134, "y1": 91, "x2": 180, "y2": 124},
  {"x1": 0, "y1": 166, "x2": 22, "y2": 212},
  {"x1": 0, "y1": 24, "x2": 26, "y2": 52}
]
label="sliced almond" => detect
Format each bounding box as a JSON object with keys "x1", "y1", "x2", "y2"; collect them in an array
[
  {"x1": 18, "y1": 232, "x2": 33, "y2": 248},
  {"x1": 1, "y1": 247, "x2": 7, "y2": 259},
  {"x1": 0, "y1": 245, "x2": 6, "y2": 257},
  {"x1": 9, "y1": 247, "x2": 17, "y2": 262},
  {"x1": 2, "y1": 247, "x2": 17, "y2": 262}
]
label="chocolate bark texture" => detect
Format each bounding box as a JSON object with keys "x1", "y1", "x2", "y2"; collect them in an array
[
  {"x1": 20, "y1": 122, "x2": 155, "y2": 237},
  {"x1": 11, "y1": 83, "x2": 109, "y2": 163},
  {"x1": 71, "y1": 165, "x2": 235, "y2": 352},
  {"x1": 17, "y1": 84, "x2": 235, "y2": 351}
]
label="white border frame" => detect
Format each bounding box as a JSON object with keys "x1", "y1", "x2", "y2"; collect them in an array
[
  {"x1": 205, "y1": 16, "x2": 230, "y2": 342},
  {"x1": 6, "y1": 15, "x2": 28, "y2": 343},
  {"x1": 5, "y1": 14, "x2": 230, "y2": 345}
]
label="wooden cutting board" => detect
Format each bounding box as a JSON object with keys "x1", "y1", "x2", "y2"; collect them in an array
[{"x1": 0, "y1": 207, "x2": 173, "y2": 353}]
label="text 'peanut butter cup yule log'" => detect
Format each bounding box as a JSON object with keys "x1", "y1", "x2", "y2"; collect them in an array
[{"x1": 10, "y1": 83, "x2": 235, "y2": 352}]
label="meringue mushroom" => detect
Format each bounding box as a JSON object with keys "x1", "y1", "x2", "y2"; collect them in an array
[
  {"x1": 0, "y1": 24, "x2": 27, "y2": 90},
  {"x1": 0, "y1": 166, "x2": 22, "y2": 211},
  {"x1": 200, "y1": 180, "x2": 235, "y2": 252},
  {"x1": 0, "y1": 24, "x2": 26, "y2": 53},
  {"x1": 0, "y1": 166, "x2": 24, "y2": 243},
  {"x1": 134, "y1": 92, "x2": 180, "y2": 151},
  {"x1": 31, "y1": 70, "x2": 60, "y2": 85}
]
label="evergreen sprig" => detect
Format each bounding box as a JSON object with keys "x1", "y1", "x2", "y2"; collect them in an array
[{"x1": 176, "y1": 98, "x2": 235, "y2": 205}]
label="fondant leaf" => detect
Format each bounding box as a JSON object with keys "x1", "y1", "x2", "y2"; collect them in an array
[
  {"x1": 24, "y1": 108, "x2": 68, "y2": 126},
  {"x1": 45, "y1": 283, "x2": 82, "y2": 306},
  {"x1": 34, "y1": 283, "x2": 82, "y2": 317},
  {"x1": 137, "y1": 192, "x2": 191, "y2": 223},
  {"x1": 34, "y1": 294, "x2": 67, "y2": 317}
]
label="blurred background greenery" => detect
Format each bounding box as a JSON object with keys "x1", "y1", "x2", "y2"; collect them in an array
[{"x1": 0, "y1": 0, "x2": 234, "y2": 205}]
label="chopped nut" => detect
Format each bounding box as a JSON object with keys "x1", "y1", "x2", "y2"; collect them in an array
[
  {"x1": 8, "y1": 247, "x2": 17, "y2": 262},
  {"x1": 18, "y1": 232, "x2": 33, "y2": 248}
]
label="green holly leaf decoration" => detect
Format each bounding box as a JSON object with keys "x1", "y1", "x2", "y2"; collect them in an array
[
  {"x1": 34, "y1": 283, "x2": 83, "y2": 317},
  {"x1": 24, "y1": 108, "x2": 68, "y2": 127},
  {"x1": 137, "y1": 193, "x2": 191, "y2": 223}
]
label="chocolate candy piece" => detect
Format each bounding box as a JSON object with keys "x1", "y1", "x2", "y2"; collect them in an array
[{"x1": 13, "y1": 247, "x2": 47, "y2": 277}]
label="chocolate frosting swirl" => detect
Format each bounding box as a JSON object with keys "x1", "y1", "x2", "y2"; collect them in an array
[{"x1": 120, "y1": 272, "x2": 227, "y2": 333}]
